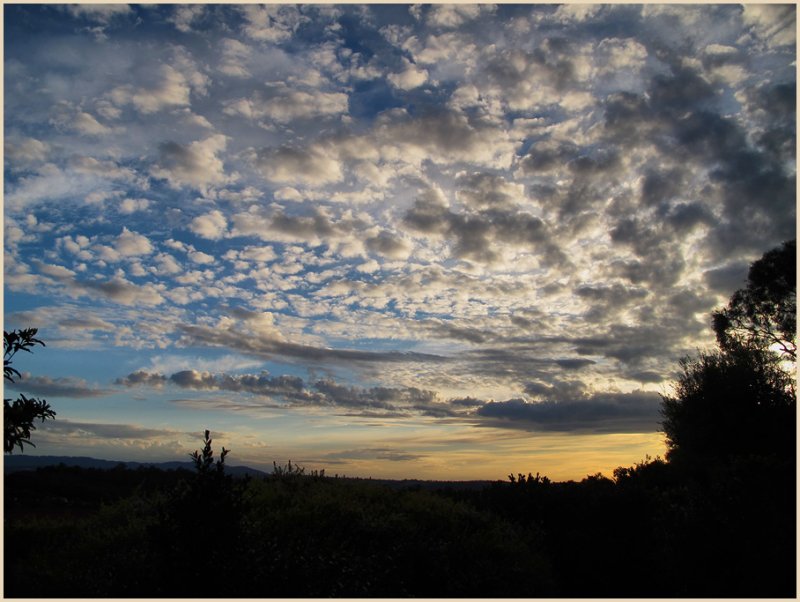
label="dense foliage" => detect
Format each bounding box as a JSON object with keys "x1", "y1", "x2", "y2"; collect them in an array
[{"x1": 4, "y1": 454, "x2": 794, "y2": 597}]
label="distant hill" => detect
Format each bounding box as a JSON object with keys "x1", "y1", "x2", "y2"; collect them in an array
[
  {"x1": 3, "y1": 454, "x2": 268, "y2": 478},
  {"x1": 3, "y1": 454, "x2": 495, "y2": 489}
]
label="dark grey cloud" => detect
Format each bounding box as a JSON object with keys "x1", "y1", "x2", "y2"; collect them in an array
[
  {"x1": 314, "y1": 379, "x2": 441, "y2": 414},
  {"x1": 177, "y1": 322, "x2": 447, "y2": 365},
  {"x1": 10, "y1": 373, "x2": 112, "y2": 398},
  {"x1": 554, "y1": 358, "x2": 596, "y2": 370},
  {"x1": 403, "y1": 193, "x2": 450, "y2": 234},
  {"x1": 703, "y1": 261, "x2": 749, "y2": 295},
  {"x1": 665, "y1": 201, "x2": 715, "y2": 232},
  {"x1": 749, "y1": 82, "x2": 795, "y2": 163},
  {"x1": 601, "y1": 58, "x2": 795, "y2": 261},
  {"x1": 448, "y1": 396, "x2": 485, "y2": 408},
  {"x1": 269, "y1": 208, "x2": 337, "y2": 239},
  {"x1": 476, "y1": 390, "x2": 662, "y2": 433},
  {"x1": 118, "y1": 369, "x2": 319, "y2": 405},
  {"x1": 455, "y1": 172, "x2": 521, "y2": 209},
  {"x1": 115, "y1": 370, "x2": 168, "y2": 388},
  {"x1": 116, "y1": 367, "x2": 464, "y2": 418},
  {"x1": 77, "y1": 277, "x2": 164, "y2": 306},
  {"x1": 422, "y1": 319, "x2": 489, "y2": 344},
  {"x1": 403, "y1": 190, "x2": 563, "y2": 266},
  {"x1": 571, "y1": 323, "x2": 687, "y2": 367},
  {"x1": 365, "y1": 230, "x2": 410, "y2": 259},
  {"x1": 376, "y1": 106, "x2": 508, "y2": 162},
  {"x1": 518, "y1": 140, "x2": 580, "y2": 175},
  {"x1": 640, "y1": 166, "x2": 685, "y2": 207}
]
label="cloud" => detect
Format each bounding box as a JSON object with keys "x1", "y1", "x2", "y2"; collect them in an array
[
  {"x1": 4, "y1": 136, "x2": 50, "y2": 167},
  {"x1": 10, "y1": 373, "x2": 112, "y2": 398},
  {"x1": 387, "y1": 58, "x2": 428, "y2": 90},
  {"x1": 702, "y1": 261, "x2": 749, "y2": 295},
  {"x1": 116, "y1": 366, "x2": 467, "y2": 420},
  {"x1": 476, "y1": 390, "x2": 662, "y2": 433},
  {"x1": 249, "y1": 144, "x2": 343, "y2": 187},
  {"x1": 115, "y1": 370, "x2": 169, "y2": 388},
  {"x1": 217, "y1": 37, "x2": 252, "y2": 77},
  {"x1": 4, "y1": 4, "x2": 795, "y2": 474},
  {"x1": 78, "y1": 277, "x2": 165, "y2": 307},
  {"x1": 177, "y1": 321, "x2": 447, "y2": 366},
  {"x1": 742, "y1": 5, "x2": 796, "y2": 47},
  {"x1": 374, "y1": 107, "x2": 515, "y2": 167},
  {"x1": 323, "y1": 448, "x2": 424, "y2": 462},
  {"x1": 111, "y1": 65, "x2": 193, "y2": 114},
  {"x1": 119, "y1": 198, "x2": 151, "y2": 214},
  {"x1": 425, "y1": 4, "x2": 496, "y2": 28},
  {"x1": 50, "y1": 101, "x2": 118, "y2": 136},
  {"x1": 115, "y1": 227, "x2": 154, "y2": 257},
  {"x1": 223, "y1": 82, "x2": 348, "y2": 123},
  {"x1": 190, "y1": 210, "x2": 228, "y2": 240},
  {"x1": 365, "y1": 231, "x2": 412, "y2": 260},
  {"x1": 455, "y1": 172, "x2": 525, "y2": 209},
  {"x1": 40, "y1": 419, "x2": 177, "y2": 440},
  {"x1": 403, "y1": 188, "x2": 562, "y2": 266},
  {"x1": 64, "y1": 4, "x2": 132, "y2": 24},
  {"x1": 151, "y1": 135, "x2": 231, "y2": 193},
  {"x1": 58, "y1": 316, "x2": 116, "y2": 332},
  {"x1": 168, "y1": 5, "x2": 207, "y2": 33},
  {"x1": 239, "y1": 5, "x2": 307, "y2": 43}
]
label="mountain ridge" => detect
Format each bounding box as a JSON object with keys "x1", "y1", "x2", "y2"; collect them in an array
[
  {"x1": 2, "y1": 454, "x2": 268, "y2": 477},
  {"x1": 2, "y1": 454, "x2": 496, "y2": 489}
]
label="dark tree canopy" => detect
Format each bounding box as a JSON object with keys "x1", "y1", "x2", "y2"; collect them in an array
[
  {"x1": 4, "y1": 328, "x2": 56, "y2": 453},
  {"x1": 712, "y1": 239, "x2": 796, "y2": 360},
  {"x1": 661, "y1": 346, "x2": 795, "y2": 464},
  {"x1": 662, "y1": 240, "x2": 797, "y2": 467}
]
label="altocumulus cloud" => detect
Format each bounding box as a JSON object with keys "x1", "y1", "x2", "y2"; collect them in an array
[
  {"x1": 2, "y1": 4, "x2": 794, "y2": 473},
  {"x1": 117, "y1": 369, "x2": 471, "y2": 419}
]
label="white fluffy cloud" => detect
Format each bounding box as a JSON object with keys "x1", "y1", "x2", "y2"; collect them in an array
[
  {"x1": 115, "y1": 228, "x2": 154, "y2": 257},
  {"x1": 387, "y1": 58, "x2": 428, "y2": 90},
  {"x1": 151, "y1": 134, "x2": 232, "y2": 193},
  {"x1": 223, "y1": 82, "x2": 348, "y2": 124},
  {"x1": 239, "y1": 5, "x2": 306, "y2": 43},
  {"x1": 190, "y1": 210, "x2": 229, "y2": 240}
]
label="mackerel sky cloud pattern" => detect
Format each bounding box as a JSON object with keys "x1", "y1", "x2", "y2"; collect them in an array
[{"x1": 3, "y1": 4, "x2": 795, "y2": 480}]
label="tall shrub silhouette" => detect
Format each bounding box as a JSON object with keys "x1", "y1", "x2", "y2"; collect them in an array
[
  {"x1": 4, "y1": 328, "x2": 56, "y2": 453},
  {"x1": 153, "y1": 430, "x2": 246, "y2": 596}
]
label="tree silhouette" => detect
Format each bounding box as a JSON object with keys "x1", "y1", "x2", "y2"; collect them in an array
[
  {"x1": 4, "y1": 328, "x2": 56, "y2": 453},
  {"x1": 662, "y1": 240, "x2": 797, "y2": 467},
  {"x1": 712, "y1": 239, "x2": 796, "y2": 361},
  {"x1": 661, "y1": 346, "x2": 795, "y2": 464}
]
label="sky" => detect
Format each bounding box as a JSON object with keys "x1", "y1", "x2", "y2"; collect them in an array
[{"x1": 3, "y1": 3, "x2": 796, "y2": 481}]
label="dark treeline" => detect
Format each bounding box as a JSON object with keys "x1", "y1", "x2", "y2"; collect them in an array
[
  {"x1": 3, "y1": 450, "x2": 795, "y2": 597},
  {"x1": 4, "y1": 240, "x2": 796, "y2": 597}
]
